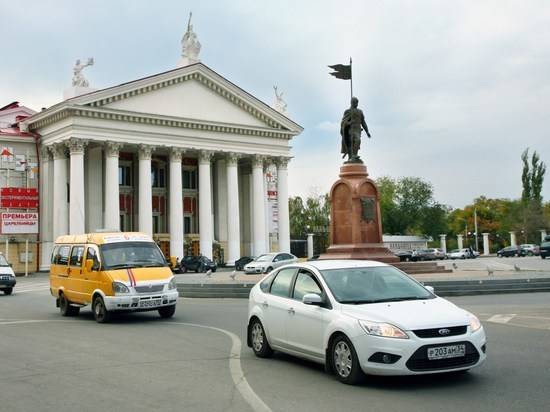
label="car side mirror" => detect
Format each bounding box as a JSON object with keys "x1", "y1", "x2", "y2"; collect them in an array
[
  {"x1": 425, "y1": 285, "x2": 435, "y2": 294},
  {"x1": 302, "y1": 293, "x2": 323, "y2": 306}
]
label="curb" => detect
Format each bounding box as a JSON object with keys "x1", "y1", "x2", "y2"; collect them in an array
[{"x1": 177, "y1": 277, "x2": 550, "y2": 298}]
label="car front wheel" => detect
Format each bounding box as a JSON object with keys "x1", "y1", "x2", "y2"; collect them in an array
[
  {"x1": 249, "y1": 318, "x2": 273, "y2": 358},
  {"x1": 158, "y1": 305, "x2": 176, "y2": 318},
  {"x1": 332, "y1": 335, "x2": 365, "y2": 385},
  {"x1": 3, "y1": 287, "x2": 13, "y2": 295}
]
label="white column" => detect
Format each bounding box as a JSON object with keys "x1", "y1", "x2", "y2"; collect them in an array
[
  {"x1": 138, "y1": 144, "x2": 154, "y2": 237},
  {"x1": 307, "y1": 233, "x2": 314, "y2": 259},
  {"x1": 104, "y1": 142, "x2": 122, "y2": 231},
  {"x1": 169, "y1": 148, "x2": 184, "y2": 259},
  {"x1": 482, "y1": 233, "x2": 490, "y2": 256},
  {"x1": 50, "y1": 143, "x2": 68, "y2": 240},
  {"x1": 277, "y1": 158, "x2": 290, "y2": 253},
  {"x1": 540, "y1": 230, "x2": 548, "y2": 242},
  {"x1": 86, "y1": 146, "x2": 103, "y2": 232},
  {"x1": 198, "y1": 150, "x2": 214, "y2": 259},
  {"x1": 68, "y1": 138, "x2": 87, "y2": 235},
  {"x1": 264, "y1": 162, "x2": 270, "y2": 252},
  {"x1": 39, "y1": 146, "x2": 53, "y2": 271},
  {"x1": 216, "y1": 159, "x2": 228, "y2": 243},
  {"x1": 509, "y1": 231, "x2": 516, "y2": 247},
  {"x1": 226, "y1": 153, "x2": 241, "y2": 266},
  {"x1": 439, "y1": 234, "x2": 447, "y2": 254},
  {"x1": 251, "y1": 155, "x2": 267, "y2": 256},
  {"x1": 457, "y1": 234, "x2": 464, "y2": 250}
]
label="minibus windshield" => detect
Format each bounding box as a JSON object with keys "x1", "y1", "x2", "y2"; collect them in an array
[{"x1": 100, "y1": 242, "x2": 167, "y2": 270}]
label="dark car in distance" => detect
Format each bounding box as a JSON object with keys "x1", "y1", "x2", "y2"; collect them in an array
[
  {"x1": 497, "y1": 246, "x2": 525, "y2": 257},
  {"x1": 394, "y1": 250, "x2": 413, "y2": 262},
  {"x1": 411, "y1": 249, "x2": 436, "y2": 261},
  {"x1": 180, "y1": 255, "x2": 217, "y2": 273},
  {"x1": 540, "y1": 236, "x2": 550, "y2": 259},
  {"x1": 235, "y1": 256, "x2": 255, "y2": 271}
]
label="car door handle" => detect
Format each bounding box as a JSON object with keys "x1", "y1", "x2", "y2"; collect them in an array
[
  {"x1": 288, "y1": 307, "x2": 295, "y2": 315},
  {"x1": 262, "y1": 301, "x2": 269, "y2": 308}
]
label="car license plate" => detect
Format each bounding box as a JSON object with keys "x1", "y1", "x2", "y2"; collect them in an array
[
  {"x1": 139, "y1": 299, "x2": 161, "y2": 308},
  {"x1": 427, "y1": 344, "x2": 466, "y2": 360}
]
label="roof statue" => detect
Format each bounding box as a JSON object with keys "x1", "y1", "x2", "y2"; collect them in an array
[
  {"x1": 273, "y1": 86, "x2": 288, "y2": 114},
  {"x1": 178, "y1": 12, "x2": 201, "y2": 67},
  {"x1": 72, "y1": 58, "x2": 94, "y2": 87}
]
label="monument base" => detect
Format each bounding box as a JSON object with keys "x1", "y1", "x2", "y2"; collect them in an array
[{"x1": 319, "y1": 162, "x2": 399, "y2": 264}]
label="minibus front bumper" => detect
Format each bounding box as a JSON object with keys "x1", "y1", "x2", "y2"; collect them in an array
[{"x1": 104, "y1": 290, "x2": 179, "y2": 311}]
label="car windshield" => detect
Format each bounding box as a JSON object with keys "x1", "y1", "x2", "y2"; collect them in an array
[
  {"x1": 255, "y1": 254, "x2": 272, "y2": 262},
  {"x1": 100, "y1": 242, "x2": 167, "y2": 269},
  {"x1": 320, "y1": 266, "x2": 434, "y2": 304},
  {"x1": 450, "y1": 249, "x2": 460, "y2": 253},
  {"x1": 0, "y1": 255, "x2": 8, "y2": 266}
]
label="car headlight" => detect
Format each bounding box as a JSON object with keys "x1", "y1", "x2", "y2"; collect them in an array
[
  {"x1": 168, "y1": 277, "x2": 177, "y2": 290},
  {"x1": 358, "y1": 320, "x2": 409, "y2": 339},
  {"x1": 112, "y1": 281, "x2": 130, "y2": 294},
  {"x1": 469, "y1": 315, "x2": 482, "y2": 332}
]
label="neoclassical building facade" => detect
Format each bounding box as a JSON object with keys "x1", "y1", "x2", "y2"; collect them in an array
[{"x1": 22, "y1": 62, "x2": 302, "y2": 270}]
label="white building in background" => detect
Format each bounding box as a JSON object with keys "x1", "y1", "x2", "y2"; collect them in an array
[{"x1": 21, "y1": 18, "x2": 302, "y2": 270}]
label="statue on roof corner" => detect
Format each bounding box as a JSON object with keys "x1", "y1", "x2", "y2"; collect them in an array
[
  {"x1": 72, "y1": 58, "x2": 94, "y2": 87},
  {"x1": 273, "y1": 86, "x2": 288, "y2": 114},
  {"x1": 181, "y1": 12, "x2": 201, "y2": 63}
]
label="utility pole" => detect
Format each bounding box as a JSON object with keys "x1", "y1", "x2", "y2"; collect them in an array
[{"x1": 474, "y1": 207, "x2": 479, "y2": 252}]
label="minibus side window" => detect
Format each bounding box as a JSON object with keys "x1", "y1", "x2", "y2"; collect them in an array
[
  {"x1": 86, "y1": 247, "x2": 101, "y2": 271},
  {"x1": 57, "y1": 246, "x2": 71, "y2": 265},
  {"x1": 51, "y1": 246, "x2": 59, "y2": 264},
  {"x1": 69, "y1": 246, "x2": 85, "y2": 267}
]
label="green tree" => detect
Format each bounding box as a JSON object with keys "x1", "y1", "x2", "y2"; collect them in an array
[
  {"x1": 288, "y1": 194, "x2": 330, "y2": 254},
  {"x1": 520, "y1": 149, "x2": 546, "y2": 242},
  {"x1": 376, "y1": 176, "x2": 448, "y2": 237}
]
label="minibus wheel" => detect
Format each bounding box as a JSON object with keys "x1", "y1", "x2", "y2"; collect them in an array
[
  {"x1": 59, "y1": 293, "x2": 80, "y2": 316},
  {"x1": 92, "y1": 296, "x2": 111, "y2": 323}
]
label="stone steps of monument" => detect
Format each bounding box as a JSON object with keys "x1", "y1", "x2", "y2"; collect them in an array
[{"x1": 393, "y1": 262, "x2": 452, "y2": 275}]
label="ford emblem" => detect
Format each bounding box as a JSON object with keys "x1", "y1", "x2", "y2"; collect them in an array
[{"x1": 438, "y1": 328, "x2": 451, "y2": 335}]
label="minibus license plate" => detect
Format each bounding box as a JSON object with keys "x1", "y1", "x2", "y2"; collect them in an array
[
  {"x1": 428, "y1": 344, "x2": 466, "y2": 360},
  {"x1": 140, "y1": 299, "x2": 161, "y2": 308}
]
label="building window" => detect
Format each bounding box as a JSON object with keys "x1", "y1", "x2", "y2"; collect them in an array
[
  {"x1": 119, "y1": 165, "x2": 132, "y2": 186},
  {"x1": 152, "y1": 163, "x2": 166, "y2": 188},
  {"x1": 183, "y1": 168, "x2": 197, "y2": 190},
  {"x1": 184, "y1": 216, "x2": 193, "y2": 234}
]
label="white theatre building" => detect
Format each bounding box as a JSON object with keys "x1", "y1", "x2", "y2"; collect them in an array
[{"x1": 21, "y1": 19, "x2": 302, "y2": 270}]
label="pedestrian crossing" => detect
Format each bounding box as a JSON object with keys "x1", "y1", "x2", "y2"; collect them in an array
[
  {"x1": 479, "y1": 312, "x2": 550, "y2": 331},
  {"x1": 9, "y1": 281, "x2": 50, "y2": 295}
]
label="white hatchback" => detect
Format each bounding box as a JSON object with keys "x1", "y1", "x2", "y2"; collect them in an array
[{"x1": 247, "y1": 260, "x2": 486, "y2": 384}]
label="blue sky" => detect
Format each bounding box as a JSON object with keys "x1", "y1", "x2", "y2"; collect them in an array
[{"x1": 1, "y1": 0, "x2": 549, "y2": 208}]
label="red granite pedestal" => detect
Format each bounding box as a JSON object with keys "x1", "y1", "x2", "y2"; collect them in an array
[{"x1": 319, "y1": 163, "x2": 399, "y2": 263}]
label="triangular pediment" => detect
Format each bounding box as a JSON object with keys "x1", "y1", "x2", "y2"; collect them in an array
[{"x1": 98, "y1": 76, "x2": 269, "y2": 128}]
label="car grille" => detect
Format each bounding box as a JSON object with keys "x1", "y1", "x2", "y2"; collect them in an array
[
  {"x1": 1, "y1": 275, "x2": 12, "y2": 281},
  {"x1": 406, "y1": 341, "x2": 480, "y2": 371},
  {"x1": 134, "y1": 284, "x2": 164, "y2": 293},
  {"x1": 413, "y1": 325, "x2": 467, "y2": 338}
]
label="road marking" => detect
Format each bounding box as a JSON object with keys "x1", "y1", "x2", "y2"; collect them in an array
[
  {"x1": 173, "y1": 322, "x2": 272, "y2": 412},
  {"x1": 0, "y1": 318, "x2": 272, "y2": 412},
  {"x1": 487, "y1": 314, "x2": 517, "y2": 324}
]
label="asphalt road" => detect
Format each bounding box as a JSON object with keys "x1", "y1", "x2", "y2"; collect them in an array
[
  {"x1": 1, "y1": 278, "x2": 549, "y2": 412},
  {"x1": 442, "y1": 255, "x2": 550, "y2": 272}
]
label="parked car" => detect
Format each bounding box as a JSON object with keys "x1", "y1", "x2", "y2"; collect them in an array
[
  {"x1": 235, "y1": 256, "x2": 255, "y2": 271},
  {"x1": 247, "y1": 260, "x2": 487, "y2": 384},
  {"x1": 411, "y1": 249, "x2": 436, "y2": 261},
  {"x1": 0, "y1": 254, "x2": 16, "y2": 295},
  {"x1": 496, "y1": 246, "x2": 525, "y2": 257},
  {"x1": 180, "y1": 255, "x2": 218, "y2": 273},
  {"x1": 540, "y1": 237, "x2": 550, "y2": 259},
  {"x1": 244, "y1": 252, "x2": 298, "y2": 274},
  {"x1": 447, "y1": 249, "x2": 470, "y2": 259},
  {"x1": 432, "y1": 248, "x2": 447, "y2": 260},
  {"x1": 520, "y1": 244, "x2": 540, "y2": 256},
  {"x1": 394, "y1": 250, "x2": 413, "y2": 262}
]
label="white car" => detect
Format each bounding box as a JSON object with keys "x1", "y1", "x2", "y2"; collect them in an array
[
  {"x1": 247, "y1": 260, "x2": 486, "y2": 384},
  {"x1": 447, "y1": 249, "x2": 470, "y2": 259},
  {"x1": 243, "y1": 252, "x2": 298, "y2": 274}
]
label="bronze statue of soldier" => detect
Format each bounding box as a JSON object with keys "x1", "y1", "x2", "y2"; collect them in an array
[{"x1": 340, "y1": 97, "x2": 371, "y2": 163}]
